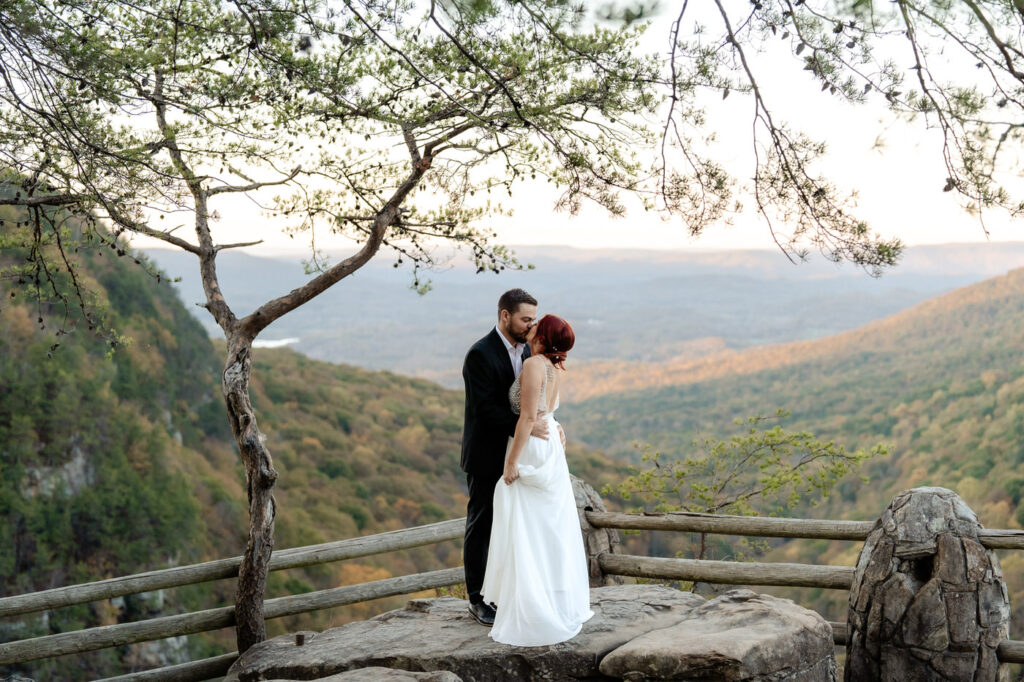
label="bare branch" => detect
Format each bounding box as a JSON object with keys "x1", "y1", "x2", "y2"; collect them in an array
[
  {"x1": 0, "y1": 193, "x2": 86, "y2": 207},
  {"x1": 103, "y1": 206, "x2": 202, "y2": 255},
  {"x1": 207, "y1": 166, "x2": 301, "y2": 196},
  {"x1": 238, "y1": 157, "x2": 433, "y2": 339},
  {"x1": 215, "y1": 240, "x2": 265, "y2": 252},
  {"x1": 151, "y1": 70, "x2": 235, "y2": 329}
]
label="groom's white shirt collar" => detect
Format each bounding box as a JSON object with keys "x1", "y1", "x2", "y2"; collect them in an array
[{"x1": 495, "y1": 325, "x2": 525, "y2": 378}]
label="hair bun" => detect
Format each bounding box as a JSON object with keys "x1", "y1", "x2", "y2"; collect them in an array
[{"x1": 532, "y1": 314, "x2": 575, "y2": 370}]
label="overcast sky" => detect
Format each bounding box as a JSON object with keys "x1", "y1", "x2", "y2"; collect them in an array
[{"x1": 128, "y1": 2, "x2": 1022, "y2": 257}]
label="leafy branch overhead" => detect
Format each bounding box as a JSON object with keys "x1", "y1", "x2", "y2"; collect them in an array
[
  {"x1": 647, "y1": 0, "x2": 1024, "y2": 272},
  {"x1": 0, "y1": 0, "x2": 661, "y2": 328}
]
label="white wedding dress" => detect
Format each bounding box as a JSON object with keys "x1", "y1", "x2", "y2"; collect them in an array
[{"x1": 480, "y1": 363, "x2": 594, "y2": 646}]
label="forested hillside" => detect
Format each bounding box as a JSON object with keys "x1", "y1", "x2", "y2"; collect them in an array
[
  {"x1": 10, "y1": 204, "x2": 1024, "y2": 676},
  {"x1": 562, "y1": 268, "x2": 1024, "y2": 630},
  {"x1": 0, "y1": 224, "x2": 626, "y2": 679},
  {"x1": 0, "y1": 214, "x2": 221, "y2": 677}
]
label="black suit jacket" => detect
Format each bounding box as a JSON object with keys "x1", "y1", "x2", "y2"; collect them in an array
[{"x1": 461, "y1": 328, "x2": 529, "y2": 478}]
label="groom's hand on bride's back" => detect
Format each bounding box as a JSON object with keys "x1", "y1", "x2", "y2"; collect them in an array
[{"x1": 531, "y1": 416, "x2": 550, "y2": 440}]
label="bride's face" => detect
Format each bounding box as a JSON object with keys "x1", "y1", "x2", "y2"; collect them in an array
[{"x1": 526, "y1": 323, "x2": 539, "y2": 351}]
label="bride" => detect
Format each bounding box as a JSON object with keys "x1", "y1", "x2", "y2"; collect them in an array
[{"x1": 480, "y1": 314, "x2": 594, "y2": 646}]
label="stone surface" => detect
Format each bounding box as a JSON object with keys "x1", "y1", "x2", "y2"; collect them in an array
[
  {"x1": 930, "y1": 651, "x2": 978, "y2": 679},
  {"x1": 598, "y1": 589, "x2": 837, "y2": 681},
  {"x1": 944, "y1": 590, "x2": 979, "y2": 646},
  {"x1": 226, "y1": 585, "x2": 704, "y2": 682},
  {"x1": 963, "y1": 538, "x2": 990, "y2": 582},
  {"x1": 845, "y1": 487, "x2": 1010, "y2": 681},
  {"x1": 23, "y1": 446, "x2": 93, "y2": 498},
  {"x1": 934, "y1": 534, "x2": 965, "y2": 584},
  {"x1": 267, "y1": 669, "x2": 462, "y2": 682},
  {"x1": 880, "y1": 572, "x2": 916, "y2": 638},
  {"x1": 570, "y1": 475, "x2": 623, "y2": 587},
  {"x1": 902, "y1": 580, "x2": 948, "y2": 651},
  {"x1": 227, "y1": 585, "x2": 838, "y2": 682}
]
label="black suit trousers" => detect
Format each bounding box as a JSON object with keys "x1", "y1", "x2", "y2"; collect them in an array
[{"x1": 463, "y1": 469, "x2": 502, "y2": 604}]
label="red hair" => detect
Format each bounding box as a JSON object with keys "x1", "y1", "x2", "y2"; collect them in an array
[{"x1": 533, "y1": 315, "x2": 575, "y2": 369}]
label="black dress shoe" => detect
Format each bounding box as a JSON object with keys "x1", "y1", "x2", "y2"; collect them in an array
[{"x1": 468, "y1": 601, "x2": 496, "y2": 626}]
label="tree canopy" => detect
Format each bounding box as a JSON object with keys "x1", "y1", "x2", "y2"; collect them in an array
[
  {"x1": 0, "y1": 0, "x2": 663, "y2": 652},
  {"x1": 4, "y1": 1, "x2": 1023, "y2": 320},
  {"x1": 0, "y1": 0, "x2": 659, "y2": 326},
  {"x1": 642, "y1": 0, "x2": 1023, "y2": 264}
]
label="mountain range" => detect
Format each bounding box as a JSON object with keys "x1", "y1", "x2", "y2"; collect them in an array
[
  {"x1": 6, "y1": 224, "x2": 1024, "y2": 678},
  {"x1": 141, "y1": 240, "x2": 1024, "y2": 644},
  {"x1": 143, "y1": 242, "x2": 1024, "y2": 387},
  {"x1": 560, "y1": 267, "x2": 1024, "y2": 634}
]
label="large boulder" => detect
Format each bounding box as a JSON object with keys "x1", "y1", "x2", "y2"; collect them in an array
[
  {"x1": 845, "y1": 487, "x2": 1010, "y2": 681},
  {"x1": 599, "y1": 589, "x2": 837, "y2": 681},
  {"x1": 226, "y1": 585, "x2": 837, "y2": 682}
]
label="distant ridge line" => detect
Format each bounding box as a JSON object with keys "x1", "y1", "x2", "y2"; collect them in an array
[{"x1": 566, "y1": 267, "x2": 1024, "y2": 403}]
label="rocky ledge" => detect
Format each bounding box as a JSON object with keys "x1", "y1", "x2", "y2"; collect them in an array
[{"x1": 226, "y1": 585, "x2": 837, "y2": 682}]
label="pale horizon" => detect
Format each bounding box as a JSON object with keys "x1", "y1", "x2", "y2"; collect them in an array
[
  {"x1": 136, "y1": 234, "x2": 1024, "y2": 257},
  {"x1": 126, "y1": 1, "x2": 1023, "y2": 258}
]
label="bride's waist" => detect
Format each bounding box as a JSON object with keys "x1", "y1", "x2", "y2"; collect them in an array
[{"x1": 513, "y1": 411, "x2": 558, "y2": 421}]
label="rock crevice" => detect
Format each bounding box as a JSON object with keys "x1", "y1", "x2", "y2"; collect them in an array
[{"x1": 845, "y1": 487, "x2": 1009, "y2": 681}]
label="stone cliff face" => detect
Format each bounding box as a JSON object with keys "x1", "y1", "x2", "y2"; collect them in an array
[
  {"x1": 226, "y1": 585, "x2": 838, "y2": 682},
  {"x1": 22, "y1": 446, "x2": 93, "y2": 499}
]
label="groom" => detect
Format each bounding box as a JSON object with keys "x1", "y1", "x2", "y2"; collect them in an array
[{"x1": 461, "y1": 288, "x2": 549, "y2": 626}]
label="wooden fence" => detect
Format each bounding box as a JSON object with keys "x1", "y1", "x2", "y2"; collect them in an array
[{"x1": 2, "y1": 511, "x2": 1024, "y2": 681}]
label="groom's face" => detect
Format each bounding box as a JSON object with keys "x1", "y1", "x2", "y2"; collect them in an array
[{"x1": 503, "y1": 304, "x2": 537, "y2": 345}]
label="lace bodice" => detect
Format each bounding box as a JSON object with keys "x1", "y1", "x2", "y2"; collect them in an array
[{"x1": 510, "y1": 361, "x2": 559, "y2": 415}]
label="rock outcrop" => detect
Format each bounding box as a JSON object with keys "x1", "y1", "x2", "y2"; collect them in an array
[
  {"x1": 23, "y1": 445, "x2": 93, "y2": 499},
  {"x1": 570, "y1": 475, "x2": 623, "y2": 587},
  {"x1": 226, "y1": 585, "x2": 837, "y2": 682},
  {"x1": 283, "y1": 670, "x2": 462, "y2": 681},
  {"x1": 845, "y1": 487, "x2": 1010, "y2": 681},
  {"x1": 600, "y1": 590, "x2": 837, "y2": 681}
]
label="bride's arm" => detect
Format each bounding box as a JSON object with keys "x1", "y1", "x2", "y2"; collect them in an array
[
  {"x1": 503, "y1": 357, "x2": 544, "y2": 484},
  {"x1": 554, "y1": 367, "x2": 566, "y2": 447}
]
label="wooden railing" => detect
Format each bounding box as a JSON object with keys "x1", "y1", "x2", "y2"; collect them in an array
[
  {"x1": 3, "y1": 511, "x2": 1024, "y2": 681},
  {"x1": 588, "y1": 510, "x2": 1024, "y2": 588},
  {"x1": 0, "y1": 519, "x2": 467, "y2": 681},
  {"x1": 585, "y1": 510, "x2": 1024, "y2": 548},
  {"x1": 587, "y1": 511, "x2": 1024, "y2": 666}
]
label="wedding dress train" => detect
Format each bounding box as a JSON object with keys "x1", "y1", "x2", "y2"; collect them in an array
[{"x1": 480, "y1": 366, "x2": 593, "y2": 646}]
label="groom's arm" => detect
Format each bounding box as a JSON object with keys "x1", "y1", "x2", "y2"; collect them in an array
[{"x1": 463, "y1": 349, "x2": 519, "y2": 437}]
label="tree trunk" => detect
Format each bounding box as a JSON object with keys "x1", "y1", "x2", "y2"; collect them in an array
[
  {"x1": 222, "y1": 334, "x2": 277, "y2": 653},
  {"x1": 207, "y1": 157, "x2": 424, "y2": 653}
]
